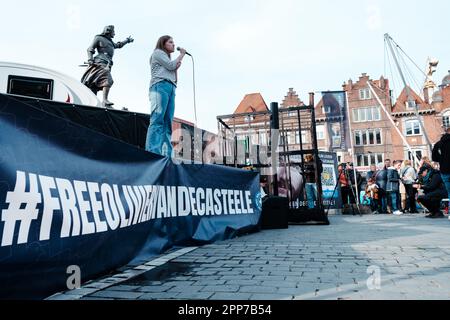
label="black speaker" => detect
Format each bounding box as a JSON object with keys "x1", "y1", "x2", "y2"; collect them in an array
[{"x1": 261, "y1": 196, "x2": 289, "y2": 229}]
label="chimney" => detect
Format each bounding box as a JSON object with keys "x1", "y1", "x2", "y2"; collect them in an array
[
  {"x1": 347, "y1": 79, "x2": 353, "y2": 90},
  {"x1": 424, "y1": 87, "x2": 430, "y2": 104},
  {"x1": 379, "y1": 76, "x2": 385, "y2": 90}
]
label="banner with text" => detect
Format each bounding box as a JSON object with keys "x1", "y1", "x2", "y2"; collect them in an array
[{"x1": 0, "y1": 94, "x2": 262, "y2": 299}]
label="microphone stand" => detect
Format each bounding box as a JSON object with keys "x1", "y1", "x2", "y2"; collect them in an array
[
  {"x1": 190, "y1": 55, "x2": 198, "y2": 127},
  {"x1": 178, "y1": 48, "x2": 198, "y2": 127}
]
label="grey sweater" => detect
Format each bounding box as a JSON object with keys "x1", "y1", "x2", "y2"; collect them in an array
[{"x1": 150, "y1": 49, "x2": 178, "y2": 88}]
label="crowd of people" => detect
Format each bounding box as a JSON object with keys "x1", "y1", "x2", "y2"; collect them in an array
[{"x1": 339, "y1": 126, "x2": 450, "y2": 219}]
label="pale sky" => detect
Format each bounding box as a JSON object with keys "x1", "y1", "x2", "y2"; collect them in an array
[{"x1": 2, "y1": 0, "x2": 449, "y2": 132}]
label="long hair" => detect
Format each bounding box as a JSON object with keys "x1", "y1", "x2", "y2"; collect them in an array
[{"x1": 155, "y1": 35, "x2": 173, "y2": 57}]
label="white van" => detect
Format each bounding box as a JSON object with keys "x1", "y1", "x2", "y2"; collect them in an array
[{"x1": 0, "y1": 61, "x2": 101, "y2": 108}]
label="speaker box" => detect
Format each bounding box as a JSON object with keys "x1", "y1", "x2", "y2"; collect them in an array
[{"x1": 261, "y1": 196, "x2": 289, "y2": 229}]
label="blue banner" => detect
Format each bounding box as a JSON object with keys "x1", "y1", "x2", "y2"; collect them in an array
[
  {"x1": 321, "y1": 91, "x2": 351, "y2": 152},
  {"x1": 0, "y1": 94, "x2": 262, "y2": 299},
  {"x1": 318, "y1": 152, "x2": 342, "y2": 209}
]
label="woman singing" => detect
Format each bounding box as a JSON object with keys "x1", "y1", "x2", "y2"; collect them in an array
[{"x1": 145, "y1": 35, "x2": 186, "y2": 156}]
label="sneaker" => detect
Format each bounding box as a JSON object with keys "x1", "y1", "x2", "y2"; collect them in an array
[{"x1": 393, "y1": 211, "x2": 403, "y2": 216}]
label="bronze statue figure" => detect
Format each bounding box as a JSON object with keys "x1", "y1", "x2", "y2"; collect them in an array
[{"x1": 81, "y1": 25, "x2": 134, "y2": 108}]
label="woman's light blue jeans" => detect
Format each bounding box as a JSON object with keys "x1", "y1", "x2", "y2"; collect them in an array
[
  {"x1": 145, "y1": 81, "x2": 176, "y2": 157},
  {"x1": 305, "y1": 183, "x2": 317, "y2": 209}
]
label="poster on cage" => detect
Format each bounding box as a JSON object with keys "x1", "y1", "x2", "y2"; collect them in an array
[
  {"x1": 279, "y1": 152, "x2": 341, "y2": 209},
  {"x1": 322, "y1": 91, "x2": 351, "y2": 152}
]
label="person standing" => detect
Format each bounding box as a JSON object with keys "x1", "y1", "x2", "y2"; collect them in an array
[
  {"x1": 387, "y1": 160, "x2": 403, "y2": 215},
  {"x1": 304, "y1": 154, "x2": 323, "y2": 209},
  {"x1": 338, "y1": 165, "x2": 353, "y2": 207},
  {"x1": 367, "y1": 165, "x2": 377, "y2": 181},
  {"x1": 401, "y1": 160, "x2": 418, "y2": 214},
  {"x1": 384, "y1": 159, "x2": 391, "y2": 170},
  {"x1": 432, "y1": 124, "x2": 450, "y2": 201},
  {"x1": 375, "y1": 162, "x2": 388, "y2": 213},
  {"x1": 346, "y1": 162, "x2": 362, "y2": 203},
  {"x1": 145, "y1": 35, "x2": 186, "y2": 157}
]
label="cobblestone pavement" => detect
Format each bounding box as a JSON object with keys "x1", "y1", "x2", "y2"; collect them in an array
[{"x1": 59, "y1": 214, "x2": 450, "y2": 300}]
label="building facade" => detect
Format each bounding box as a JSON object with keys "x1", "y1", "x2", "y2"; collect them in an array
[{"x1": 223, "y1": 70, "x2": 450, "y2": 172}]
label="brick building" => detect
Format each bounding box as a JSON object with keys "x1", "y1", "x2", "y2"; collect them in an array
[
  {"x1": 315, "y1": 71, "x2": 450, "y2": 171},
  {"x1": 222, "y1": 70, "x2": 450, "y2": 172}
]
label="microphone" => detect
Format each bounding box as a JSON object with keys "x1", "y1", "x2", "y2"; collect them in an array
[{"x1": 177, "y1": 47, "x2": 192, "y2": 57}]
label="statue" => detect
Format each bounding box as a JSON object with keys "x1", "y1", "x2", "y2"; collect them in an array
[
  {"x1": 81, "y1": 25, "x2": 134, "y2": 108},
  {"x1": 427, "y1": 58, "x2": 439, "y2": 77}
]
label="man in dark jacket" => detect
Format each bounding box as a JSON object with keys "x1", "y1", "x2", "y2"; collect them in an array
[
  {"x1": 387, "y1": 160, "x2": 403, "y2": 215},
  {"x1": 375, "y1": 164, "x2": 388, "y2": 213},
  {"x1": 346, "y1": 163, "x2": 362, "y2": 203},
  {"x1": 414, "y1": 164, "x2": 448, "y2": 218},
  {"x1": 432, "y1": 125, "x2": 450, "y2": 200}
]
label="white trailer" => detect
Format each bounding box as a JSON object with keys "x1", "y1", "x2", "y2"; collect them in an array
[{"x1": 0, "y1": 61, "x2": 101, "y2": 108}]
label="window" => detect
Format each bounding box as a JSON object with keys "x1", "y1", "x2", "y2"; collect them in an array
[
  {"x1": 323, "y1": 106, "x2": 332, "y2": 114},
  {"x1": 406, "y1": 101, "x2": 417, "y2": 109},
  {"x1": 408, "y1": 150, "x2": 423, "y2": 163},
  {"x1": 303, "y1": 132, "x2": 308, "y2": 143},
  {"x1": 355, "y1": 131, "x2": 361, "y2": 146},
  {"x1": 287, "y1": 132, "x2": 295, "y2": 145},
  {"x1": 443, "y1": 111, "x2": 450, "y2": 128},
  {"x1": 244, "y1": 115, "x2": 254, "y2": 123},
  {"x1": 362, "y1": 132, "x2": 368, "y2": 145},
  {"x1": 353, "y1": 107, "x2": 381, "y2": 123},
  {"x1": 373, "y1": 107, "x2": 381, "y2": 121},
  {"x1": 359, "y1": 109, "x2": 367, "y2": 122},
  {"x1": 376, "y1": 130, "x2": 382, "y2": 144},
  {"x1": 354, "y1": 129, "x2": 382, "y2": 146},
  {"x1": 316, "y1": 125, "x2": 325, "y2": 140},
  {"x1": 356, "y1": 153, "x2": 384, "y2": 167},
  {"x1": 259, "y1": 130, "x2": 267, "y2": 145},
  {"x1": 368, "y1": 131, "x2": 375, "y2": 145},
  {"x1": 300, "y1": 132, "x2": 308, "y2": 144},
  {"x1": 359, "y1": 88, "x2": 372, "y2": 100},
  {"x1": 7, "y1": 75, "x2": 54, "y2": 100},
  {"x1": 405, "y1": 120, "x2": 421, "y2": 136},
  {"x1": 352, "y1": 109, "x2": 359, "y2": 122}
]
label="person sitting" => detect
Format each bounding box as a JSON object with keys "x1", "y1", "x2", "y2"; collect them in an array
[
  {"x1": 414, "y1": 164, "x2": 448, "y2": 219},
  {"x1": 364, "y1": 178, "x2": 380, "y2": 214}
]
